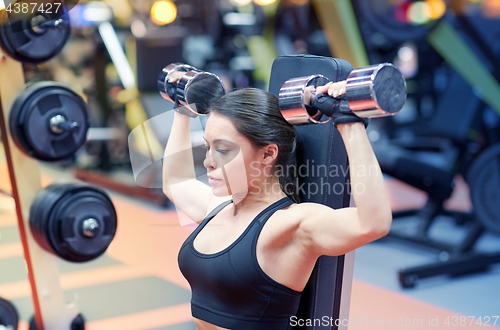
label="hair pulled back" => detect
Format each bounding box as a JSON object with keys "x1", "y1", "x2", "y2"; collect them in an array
[{"x1": 209, "y1": 88, "x2": 299, "y2": 203}]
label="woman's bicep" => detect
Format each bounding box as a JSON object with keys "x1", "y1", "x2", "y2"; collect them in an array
[
  {"x1": 163, "y1": 179, "x2": 213, "y2": 222},
  {"x1": 164, "y1": 180, "x2": 232, "y2": 222},
  {"x1": 296, "y1": 204, "x2": 383, "y2": 257}
]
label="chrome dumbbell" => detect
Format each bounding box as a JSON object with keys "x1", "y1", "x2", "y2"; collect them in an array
[
  {"x1": 279, "y1": 63, "x2": 407, "y2": 125},
  {"x1": 158, "y1": 63, "x2": 226, "y2": 117}
]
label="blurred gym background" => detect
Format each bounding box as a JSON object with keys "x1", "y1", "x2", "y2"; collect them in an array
[{"x1": 1, "y1": 0, "x2": 500, "y2": 329}]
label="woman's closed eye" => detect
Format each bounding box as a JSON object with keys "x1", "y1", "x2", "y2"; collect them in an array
[{"x1": 202, "y1": 145, "x2": 229, "y2": 154}]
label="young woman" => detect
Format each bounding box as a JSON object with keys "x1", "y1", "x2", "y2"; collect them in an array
[{"x1": 162, "y1": 81, "x2": 392, "y2": 330}]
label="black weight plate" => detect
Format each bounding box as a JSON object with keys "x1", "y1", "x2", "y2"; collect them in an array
[
  {"x1": 29, "y1": 315, "x2": 36, "y2": 330},
  {"x1": 49, "y1": 187, "x2": 117, "y2": 261},
  {"x1": 352, "y1": 0, "x2": 444, "y2": 43},
  {"x1": 0, "y1": 297, "x2": 19, "y2": 330},
  {"x1": 29, "y1": 183, "x2": 117, "y2": 262},
  {"x1": 29, "y1": 183, "x2": 72, "y2": 254},
  {"x1": 29, "y1": 312, "x2": 85, "y2": 330},
  {"x1": 28, "y1": 184, "x2": 60, "y2": 253},
  {"x1": 466, "y1": 143, "x2": 500, "y2": 235},
  {"x1": 0, "y1": 8, "x2": 70, "y2": 64},
  {"x1": 9, "y1": 82, "x2": 90, "y2": 161}
]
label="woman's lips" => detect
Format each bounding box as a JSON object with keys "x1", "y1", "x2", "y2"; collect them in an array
[{"x1": 208, "y1": 176, "x2": 222, "y2": 185}]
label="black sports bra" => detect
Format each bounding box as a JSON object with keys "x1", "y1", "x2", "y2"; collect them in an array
[{"x1": 178, "y1": 196, "x2": 302, "y2": 330}]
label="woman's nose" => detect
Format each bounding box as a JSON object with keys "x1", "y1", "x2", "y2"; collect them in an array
[{"x1": 203, "y1": 151, "x2": 215, "y2": 170}]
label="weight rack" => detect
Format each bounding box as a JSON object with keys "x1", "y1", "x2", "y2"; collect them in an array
[{"x1": 0, "y1": 51, "x2": 81, "y2": 330}]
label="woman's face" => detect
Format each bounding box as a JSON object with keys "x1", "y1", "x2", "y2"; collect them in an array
[{"x1": 203, "y1": 113, "x2": 273, "y2": 199}]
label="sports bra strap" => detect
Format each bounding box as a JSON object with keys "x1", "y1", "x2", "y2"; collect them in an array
[
  {"x1": 255, "y1": 197, "x2": 295, "y2": 224},
  {"x1": 204, "y1": 199, "x2": 233, "y2": 221},
  {"x1": 203, "y1": 196, "x2": 293, "y2": 226}
]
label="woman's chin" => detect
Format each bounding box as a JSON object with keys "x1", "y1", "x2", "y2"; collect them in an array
[
  {"x1": 211, "y1": 186, "x2": 249, "y2": 199},
  {"x1": 211, "y1": 186, "x2": 231, "y2": 197}
]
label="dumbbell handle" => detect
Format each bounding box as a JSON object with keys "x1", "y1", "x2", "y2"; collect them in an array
[
  {"x1": 310, "y1": 93, "x2": 370, "y2": 127},
  {"x1": 310, "y1": 93, "x2": 350, "y2": 118}
]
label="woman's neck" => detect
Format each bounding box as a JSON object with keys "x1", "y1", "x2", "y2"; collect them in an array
[{"x1": 231, "y1": 180, "x2": 286, "y2": 216}]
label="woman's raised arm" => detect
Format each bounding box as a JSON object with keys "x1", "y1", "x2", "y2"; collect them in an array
[
  {"x1": 294, "y1": 82, "x2": 392, "y2": 257},
  {"x1": 162, "y1": 91, "x2": 214, "y2": 222}
]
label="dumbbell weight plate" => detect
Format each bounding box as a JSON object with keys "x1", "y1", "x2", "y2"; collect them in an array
[
  {"x1": 9, "y1": 82, "x2": 89, "y2": 162},
  {"x1": 29, "y1": 183, "x2": 118, "y2": 262},
  {"x1": 346, "y1": 63, "x2": 407, "y2": 118},
  {"x1": 0, "y1": 8, "x2": 70, "y2": 64},
  {"x1": 176, "y1": 70, "x2": 226, "y2": 116},
  {"x1": 0, "y1": 297, "x2": 18, "y2": 330},
  {"x1": 466, "y1": 143, "x2": 500, "y2": 235},
  {"x1": 158, "y1": 63, "x2": 226, "y2": 117}
]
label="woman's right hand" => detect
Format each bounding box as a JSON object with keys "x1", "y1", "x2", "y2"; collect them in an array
[{"x1": 168, "y1": 70, "x2": 187, "y2": 83}]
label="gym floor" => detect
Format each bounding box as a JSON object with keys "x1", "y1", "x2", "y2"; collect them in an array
[{"x1": 1, "y1": 149, "x2": 500, "y2": 329}]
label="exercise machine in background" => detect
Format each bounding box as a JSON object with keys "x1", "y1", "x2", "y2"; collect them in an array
[{"x1": 345, "y1": 0, "x2": 500, "y2": 288}]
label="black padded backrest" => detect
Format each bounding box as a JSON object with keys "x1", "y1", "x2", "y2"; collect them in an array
[{"x1": 269, "y1": 55, "x2": 354, "y2": 330}]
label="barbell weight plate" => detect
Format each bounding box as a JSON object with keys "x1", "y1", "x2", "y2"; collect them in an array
[
  {"x1": 0, "y1": 298, "x2": 19, "y2": 330},
  {"x1": 352, "y1": 0, "x2": 443, "y2": 43},
  {"x1": 9, "y1": 82, "x2": 90, "y2": 162},
  {"x1": 49, "y1": 189, "x2": 117, "y2": 261},
  {"x1": 28, "y1": 315, "x2": 36, "y2": 330},
  {"x1": 0, "y1": 8, "x2": 70, "y2": 64},
  {"x1": 29, "y1": 313, "x2": 85, "y2": 330},
  {"x1": 466, "y1": 143, "x2": 500, "y2": 235},
  {"x1": 29, "y1": 183, "x2": 117, "y2": 262},
  {"x1": 29, "y1": 183, "x2": 81, "y2": 260},
  {"x1": 28, "y1": 182, "x2": 59, "y2": 254}
]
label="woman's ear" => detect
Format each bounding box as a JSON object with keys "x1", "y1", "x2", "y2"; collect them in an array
[{"x1": 262, "y1": 144, "x2": 279, "y2": 165}]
